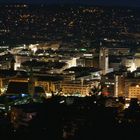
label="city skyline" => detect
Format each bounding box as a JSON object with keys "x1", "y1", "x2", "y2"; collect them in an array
[
  {"x1": 0, "y1": 1, "x2": 140, "y2": 138},
  {"x1": 0, "y1": 0, "x2": 140, "y2": 7}
]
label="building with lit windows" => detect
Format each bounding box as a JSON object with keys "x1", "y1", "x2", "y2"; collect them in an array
[
  {"x1": 125, "y1": 77, "x2": 140, "y2": 99},
  {"x1": 108, "y1": 47, "x2": 130, "y2": 56},
  {"x1": 99, "y1": 47, "x2": 109, "y2": 75},
  {"x1": 61, "y1": 81, "x2": 91, "y2": 96},
  {"x1": 114, "y1": 74, "x2": 125, "y2": 97},
  {"x1": 0, "y1": 70, "x2": 28, "y2": 94},
  {"x1": 14, "y1": 55, "x2": 31, "y2": 70},
  {"x1": 77, "y1": 57, "x2": 99, "y2": 68},
  {"x1": 101, "y1": 72, "x2": 125, "y2": 97},
  {"x1": 35, "y1": 75, "x2": 63, "y2": 94},
  {"x1": 134, "y1": 52, "x2": 140, "y2": 68},
  {"x1": 122, "y1": 56, "x2": 136, "y2": 72},
  {"x1": 0, "y1": 53, "x2": 15, "y2": 70},
  {"x1": 128, "y1": 84, "x2": 140, "y2": 99}
]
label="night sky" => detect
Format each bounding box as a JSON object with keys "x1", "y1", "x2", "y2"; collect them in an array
[{"x1": 0, "y1": 0, "x2": 140, "y2": 7}]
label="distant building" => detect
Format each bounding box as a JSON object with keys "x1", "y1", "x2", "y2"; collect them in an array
[
  {"x1": 35, "y1": 75, "x2": 63, "y2": 94},
  {"x1": 63, "y1": 67, "x2": 102, "y2": 80},
  {"x1": 0, "y1": 70, "x2": 28, "y2": 94},
  {"x1": 36, "y1": 42, "x2": 60, "y2": 51},
  {"x1": 77, "y1": 57, "x2": 99, "y2": 68},
  {"x1": 109, "y1": 57, "x2": 122, "y2": 71},
  {"x1": 134, "y1": 53, "x2": 140, "y2": 68},
  {"x1": 114, "y1": 74, "x2": 125, "y2": 97},
  {"x1": 0, "y1": 53, "x2": 15, "y2": 70},
  {"x1": 15, "y1": 55, "x2": 30, "y2": 70},
  {"x1": 21, "y1": 60, "x2": 67, "y2": 74},
  {"x1": 59, "y1": 57, "x2": 77, "y2": 68},
  {"x1": 99, "y1": 47, "x2": 109, "y2": 75},
  {"x1": 61, "y1": 81, "x2": 91, "y2": 96},
  {"x1": 128, "y1": 84, "x2": 140, "y2": 99},
  {"x1": 6, "y1": 81, "x2": 29, "y2": 94},
  {"x1": 108, "y1": 48, "x2": 130, "y2": 56},
  {"x1": 122, "y1": 56, "x2": 136, "y2": 72},
  {"x1": 125, "y1": 75, "x2": 140, "y2": 99},
  {"x1": 101, "y1": 72, "x2": 125, "y2": 97}
]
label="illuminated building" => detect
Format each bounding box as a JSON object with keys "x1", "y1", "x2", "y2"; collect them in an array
[
  {"x1": 99, "y1": 47, "x2": 109, "y2": 75},
  {"x1": 15, "y1": 55, "x2": 30, "y2": 70},
  {"x1": 0, "y1": 53, "x2": 15, "y2": 70},
  {"x1": 0, "y1": 68, "x2": 63, "y2": 96},
  {"x1": 0, "y1": 70, "x2": 28, "y2": 94},
  {"x1": 28, "y1": 42, "x2": 61, "y2": 53},
  {"x1": 63, "y1": 73, "x2": 76, "y2": 81},
  {"x1": 82, "y1": 53, "x2": 98, "y2": 67},
  {"x1": 114, "y1": 74, "x2": 125, "y2": 97},
  {"x1": 62, "y1": 67, "x2": 101, "y2": 96},
  {"x1": 61, "y1": 81, "x2": 91, "y2": 96},
  {"x1": 76, "y1": 58, "x2": 85, "y2": 67},
  {"x1": 21, "y1": 60, "x2": 67, "y2": 74},
  {"x1": 134, "y1": 53, "x2": 140, "y2": 68},
  {"x1": 0, "y1": 79, "x2": 3, "y2": 94},
  {"x1": 77, "y1": 57, "x2": 99, "y2": 68},
  {"x1": 108, "y1": 48, "x2": 130, "y2": 56},
  {"x1": 63, "y1": 67, "x2": 102, "y2": 81},
  {"x1": 36, "y1": 79, "x2": 61, "y2": 94},
  {"x1": 125, "y1": 76, "x2": 140, "y2": 99},
  {"x1": 35, "y1": 75, "x2": 63, "y2": 94},
  {"x1": 128, "y1": 84, "x2": 140, "y2": 99},
  {"x1": 101, "y1": 72, "x2": 125, "y2": 97},
  {"x1": 59, "y1": 57, "x2": 77, "y2": 68},
  {"x1": 122, "y1": 56, "x2": 136, "y2": 72}
]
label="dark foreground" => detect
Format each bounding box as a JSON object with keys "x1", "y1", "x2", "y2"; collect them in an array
[{"x1": 0, "y1": 96, "x2": 140, "y2": 139}]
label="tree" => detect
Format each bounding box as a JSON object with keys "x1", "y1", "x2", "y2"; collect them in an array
[{"x1": 89, "y1": 83, "x2": 103, "y2": 97}]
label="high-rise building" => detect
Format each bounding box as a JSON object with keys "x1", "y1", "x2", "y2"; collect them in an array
[
  {"x1": 114, "y1": 74, "x2": 125, "y2": 97},
  {"x1": 99, "y1": 47, "x2": 109, "y2": 75}
]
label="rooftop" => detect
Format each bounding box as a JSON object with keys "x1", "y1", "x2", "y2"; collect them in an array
[
  {"x1": 64, "y1": 67, "x2": 101, "y2": 73},
  {"x1": 6, "y1": 81, "x2": 29, "y2": 94}
]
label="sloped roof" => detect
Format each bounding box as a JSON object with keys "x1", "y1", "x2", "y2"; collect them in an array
[
  {"x1": 21, "y1": 60, "x2": 66, "y2": 69},
  {"x1": 64, "y1": 67, "x2": 101, "y2": 73},
  {"x1": 37, "y1": 75, "x2": 63, "y2": 81},
  {"x1": 0, "y1": 69, "x2": 28, "y2": 78},
  {"x1": 6, "y1": 82, "x2": 29, "y2": 94}
]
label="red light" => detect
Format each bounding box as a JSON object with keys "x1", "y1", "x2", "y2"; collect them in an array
[{"x1": 102, "y1": 92, "x2": 110, "y2": 96}]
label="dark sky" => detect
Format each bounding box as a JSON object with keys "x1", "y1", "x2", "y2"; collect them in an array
[{"x1": 0, "y1": 0, "x2": 140, "y2": 7}]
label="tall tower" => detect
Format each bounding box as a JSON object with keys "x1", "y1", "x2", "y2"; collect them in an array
[
  {"x1": 28, "y1": 51, "x2": 35, "y2": 97},
  {"x1": 99, "y1": 47, "x2": 109, "y2": 75},
  {"x1": 114, "y1": 74, "x2": 125, "y2": 97}
]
